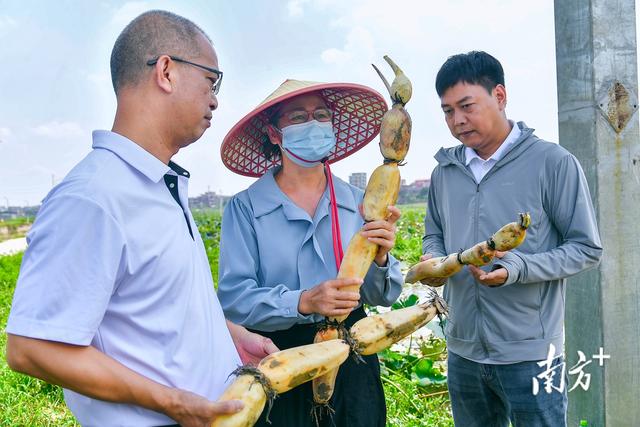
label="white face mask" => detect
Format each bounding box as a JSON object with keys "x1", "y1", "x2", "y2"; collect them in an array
[{"x1": 280, "y1": 120, "x2": 336, "y2": 167}]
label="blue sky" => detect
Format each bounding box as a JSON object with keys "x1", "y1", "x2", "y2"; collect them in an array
[{"x1": 0, "y1": 0, "x2": 562, "y2": 205}]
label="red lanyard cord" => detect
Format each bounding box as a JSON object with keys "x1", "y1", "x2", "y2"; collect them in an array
[
  {"x1": 283, "y1": 148, "x2": 318, "y2": 165},
  {"x1": 282, "y1": 148, "x2": 344, "y2": 271},
  {"x1": 323, "y1": 161, "x2": 343, "y2": 271}
]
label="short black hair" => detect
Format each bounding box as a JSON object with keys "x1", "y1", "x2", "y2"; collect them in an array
[
  {"x1": 435, "y1": 51, "x2": 505, "y2": 97},
  {"x1": 110, "y1": 10, "x2": 211, "y2": 94}
]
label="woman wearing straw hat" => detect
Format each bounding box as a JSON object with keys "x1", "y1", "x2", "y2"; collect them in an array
[{"x1": 218, "y1": 79, "x2": 403, "y2": 427}]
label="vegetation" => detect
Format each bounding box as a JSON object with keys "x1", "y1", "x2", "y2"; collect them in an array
[
  {"x1": 0, "y1": 217, "x2": 34, "y2": 227},
  {"x1": 193, "y1": 209, "x2": 223, "y2": 286},
  {"x1": 381, "y1": 294, "x2": 452, "y2": 426},
  {"x1": 0, "y1": 253, "x2": 78, "y2": 425},
  {"x1": 391, "y1": 207, "x2": 426, "y2": 266},
  {"x1": 0, "y1": 216, "x2": 33, "y2": 242},
  {"x1": 0, "y1": 207, "x2": 452, "y2": 426}
]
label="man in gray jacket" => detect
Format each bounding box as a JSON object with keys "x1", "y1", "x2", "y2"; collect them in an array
[{"x1": 424, "y1": 51, "x2": 602, "y2": 427}]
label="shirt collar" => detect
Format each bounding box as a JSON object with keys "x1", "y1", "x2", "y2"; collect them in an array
[
  {"x1": 249, "y1": 167, "x2": 358, "y2": 219},
  {"x1": 465, "y1": 120, "x2": 522, "y2": 165},
  {"x1": 91, "y1": 130, "x2": 190, "y2": 183}
]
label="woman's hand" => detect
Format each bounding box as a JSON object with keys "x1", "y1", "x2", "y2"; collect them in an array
[
  {"x1": 298, "y1": 278, "x2": 362, "y2": 317},
  {"x1": 226, "y1": 321, "x2": 279, "y2": 365},
  {"x1": 360, "y1": 206, "x2": 401, "y2": 266}
]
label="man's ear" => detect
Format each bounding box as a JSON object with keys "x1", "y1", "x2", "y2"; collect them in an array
[
  {"x1": 493, "y1": 84, "x2": 507, "y2": 110},
  {"x1": 152, "y1": 55, "x2": 175, "y2": 94},
  {"x1": 265, "y1": 125, "x2": 282, "y2": 146}
]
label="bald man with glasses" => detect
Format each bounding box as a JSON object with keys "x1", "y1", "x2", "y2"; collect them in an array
[{"x1": 5, "y1": 10, "x2": 277, "y2": 427}]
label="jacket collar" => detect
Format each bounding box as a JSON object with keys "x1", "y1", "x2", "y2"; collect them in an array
[
  {"x1": 464, "y1": 120, "x2": 522, "y2": 166},
  {"x1": 248, "y1": 167, "x2": 358, "y2": 219},
  {"x1": 435, "y1": 121, "x2": 536, "y2": 168},
  {"x1": 92, "y1": 130, "x2": 189, "y2": 183}
]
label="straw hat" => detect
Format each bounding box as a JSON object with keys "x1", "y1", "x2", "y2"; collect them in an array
[{"x1": 221, "y1": 79, "x2": 388, "y2": 177}]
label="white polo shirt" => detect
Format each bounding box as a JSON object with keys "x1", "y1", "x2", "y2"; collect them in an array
[
  {"x1": 465, "y1": 120, "x2": 522, "y2": 183},
  {"x1": 7, "y1": 130, "x2": 241, "y2": 426}
]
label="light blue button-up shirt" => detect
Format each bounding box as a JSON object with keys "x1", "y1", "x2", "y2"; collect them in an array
[
  {"x1": 7, "y1": 130, "x2": 240, "y2": 426},
  {"x1": 218, "y1": 167, "x2": 403, "y2": 332}
]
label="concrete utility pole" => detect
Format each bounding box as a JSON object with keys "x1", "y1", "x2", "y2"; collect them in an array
[{"x1": 555, "y1": 0, "x2": 640, "y2": 425}]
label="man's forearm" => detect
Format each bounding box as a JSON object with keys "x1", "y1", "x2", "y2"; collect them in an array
[
  {"x1": 496, "y1": 242, "x2": 602, "y2": 285},
  {"x1": 6, "y1": 334, "x2": 177, "y2": 416}
]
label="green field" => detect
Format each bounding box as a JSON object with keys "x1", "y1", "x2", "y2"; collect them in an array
[
  {"x1": 398, "y1": 202, "x2": 427, "y2": 212},
  {"x1": 0, "y1": 253, "x2": 78, "y2": 426},
  {"x1": 0, "y1": 208, "x2": 453, "y2": 426}
]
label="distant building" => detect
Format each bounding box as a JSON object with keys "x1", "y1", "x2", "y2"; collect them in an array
[
  {"x1": 189, "y1": 191, "x2": 230, "y2": 210},
  {"x1": 397, "y1": 178, "x2": 431, "y2": 205},
  {"x1": 0, "y1": 205, "x2": 40, "y2": 221},
  {"x1": 349, "y1": 172, "x2": 367, "y2": 190},
  {"x1": 411, "y1": 179, "x2": 430, "y2": 189}
]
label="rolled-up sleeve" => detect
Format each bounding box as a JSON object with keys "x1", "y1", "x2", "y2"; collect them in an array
[
  {"x1": 494, "y1": 154, "x2": 603, "y2": 285},
  {"x1": 7, "y1": 195, "x2": 126, "y2": 345},
  {"x1": 423, "y1": 168, "x2": 447, "y2": 258},
  {"x1": 217, "y1": 197, "x2": 315, "y2": 331}
]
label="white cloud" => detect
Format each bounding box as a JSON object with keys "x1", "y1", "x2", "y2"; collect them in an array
[
  {"x1": 0, "y1": 15, "x2": 17, "y2": 28},
  {"x1": 287, "y1": 0, "x2": 310, "y2": 17},
  {"x1": 0, "y1": 15, "x2": 18, "y2": 35},
  {"x1": 0, "y1": 127, "x2": 11, "y2": 143},
  {"x1": 321, "y1": 26, "x2": 375, "y2": 65},
  {"x1": 33, "y1": 121, "x2": 84, "y2": 139},
  {"x1": 321, "y1": 48, "x2": 351, "y2": 64},
  {"x1": 111, "y1": 1, "x2": 151, "y2": 27},
  {"x1": 322, "y1": 0, "x2": 431, "y2": 42},
  {"x1": 318, "y1": 0, "x2": 550, "y2": 60}
]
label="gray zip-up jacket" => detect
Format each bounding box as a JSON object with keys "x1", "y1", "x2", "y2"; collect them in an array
[{"x1": 424, "y1": 122, "x2": 603, "y2": 364}]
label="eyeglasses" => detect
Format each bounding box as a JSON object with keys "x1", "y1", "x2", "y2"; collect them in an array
[
  {"x1": 281, "y1": 108, "x2": 333, "y2": 125},
  {"x1": 147, "y1": 55, "x2": 223, "y2": 95}
]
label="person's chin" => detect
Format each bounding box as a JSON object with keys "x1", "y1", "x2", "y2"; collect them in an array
[
  {"x1": 198, "y1": 119, "x2": 211, "y2": 135},
  {"x1": 187, "y1": 128, "x2": 207, "y2": 145},
  {"x1": 457, "y1": 131, "x2": 480, "y2": 146}
]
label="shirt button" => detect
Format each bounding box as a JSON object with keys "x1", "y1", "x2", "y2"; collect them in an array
[
  {"x1": 286, "y1": 308, "x2": 291, "y2": 315},
  {"x1": 169, "y1": 183, "x2": 175, "y2": 188},
  {"x1": 183, "y1": 172, "x2": 189, "y2": 176}
]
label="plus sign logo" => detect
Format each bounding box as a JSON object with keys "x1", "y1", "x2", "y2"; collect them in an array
[
  {"x1": 532, "y1": 345, "x2": 611, "y2": 394},
  {"x1": 592, "y1": 347, "x2": 610, "y2": 366}
]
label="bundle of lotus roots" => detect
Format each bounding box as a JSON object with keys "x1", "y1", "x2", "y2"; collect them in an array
[
  {"x1": 212, "y1": 290, "x2": 446, "y2": 427},
  {"x1": 310, "y1": 55, "x2": 413, "y2": 410}
]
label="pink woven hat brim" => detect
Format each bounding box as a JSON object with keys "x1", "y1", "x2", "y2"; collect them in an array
[{"x1": 221, "y1": 79, "x2": 388, "y2": 177}]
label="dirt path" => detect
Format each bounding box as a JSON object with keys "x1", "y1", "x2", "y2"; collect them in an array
[{"x1": 0, "y1": 237, "x2": 27, "y2": 256}]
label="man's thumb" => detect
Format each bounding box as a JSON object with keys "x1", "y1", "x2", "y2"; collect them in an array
[{"x1": 420, "y1": 253, "x2": 433, "y2": 262}]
